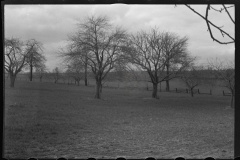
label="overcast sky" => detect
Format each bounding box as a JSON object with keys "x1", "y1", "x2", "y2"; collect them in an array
[{"x1": 5, "y1": 4, "x2": 235, "y2": 71}]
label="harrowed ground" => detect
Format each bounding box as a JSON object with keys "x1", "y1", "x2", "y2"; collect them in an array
[{"x1": 4, "y1": 80, "x2": 234, "y2": 159}]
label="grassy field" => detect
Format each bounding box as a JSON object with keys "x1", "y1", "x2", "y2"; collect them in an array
[
  {"x1": 4, "y1": 80, "x2": 234, "y2": 159},
  {"x1": 13, "y1": 73, "x2": 229, "y2": 96}
]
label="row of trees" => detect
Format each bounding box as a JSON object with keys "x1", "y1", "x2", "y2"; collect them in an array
[
  {"x1": 59, "y1": 15, "x2": 196, "y2": 99},
  {"x1": 4, "y1": 12, "x2": 234, "y2": 107},
  {"x1": 4, "y1": 38, "x2": 46, "y2": 87},
  {"x1": 179, "y1": 61, "x2": 234, "y2": 101},
  {"x1": 58, "y1": 15, "x2": 234, "y2": 107},
  {"x1": 50, "y1": 66, "x2": 84, "y2": 85}
]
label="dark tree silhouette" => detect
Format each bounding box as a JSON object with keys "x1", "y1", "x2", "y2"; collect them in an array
[
  {"x1": 63, "y1": 15, "x2": 127, "y2": 99},
  {"x1": 124, "y1": 28, "x2": 194, "y2": 99},
  {"x1": 180, "y1": 66, "x2": 204, "y2": 97},
  {"x1": 5, "y1": 38, "x2": 28, "y2": 87},
  {"x1": 25, "y1": 39, "x2": 45, "y2": 81},
  {"x1": 66, "y1": 59, "x2": 84, "y2": 86},
  {"x1": 52, "y1": 67, "x2": 60, "y2": 84},
  {"x1": 35, "y1": 63, "x2": 47, "y2": 82}
]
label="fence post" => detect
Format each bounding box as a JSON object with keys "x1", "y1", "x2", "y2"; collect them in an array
[
  {"x1": 223, "y1": 90, "x2": 225, "y2": 96},
  {"x1": 210, "y1": 89, "x2": 212, "y2": 95},
  {"x1": 176, "y1": 88, "x2": 177, "y2": 93}
]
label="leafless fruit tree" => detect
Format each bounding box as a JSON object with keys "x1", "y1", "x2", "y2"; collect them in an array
[
  {"x1": 161, "y1": 32, "x2": 191, "y2": 91},
  {"x1": 208, "y1": 58, "x2": 235, "y2": 108},
  {"x1": 52, "y1": 67, "x2": 61, "y2": 84},
  {"x1": 5, "y1": 38, "x2": 29, "y2": 87},
  {"x1": 123, "y1": 28, "x2": 194, "y2": 99},
  {"x1": 61, "y1": 36, "x2": 90, "y2": 87},
  {"x1": 63, "y1": 15, "x2": 127, "y2": 99},
  {"x1": 65, "y1": 59, "x2": 84, "y2": 86},
  {"x1": 35, "y1": 63, "x2": 47, "y2": 82},
  {"x1": 25, "y1": 39, "x2": 46, "y2": 81},
  {"x1": 180, "y1": 65, "x2": 204, "y2": 97}
]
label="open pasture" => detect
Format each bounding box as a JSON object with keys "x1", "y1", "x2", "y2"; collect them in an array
[{"x1": 4, "y1": 80, "x2": 234, "y2": 159}]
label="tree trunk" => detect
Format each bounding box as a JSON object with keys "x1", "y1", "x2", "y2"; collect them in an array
[
  {"x1": 230, "y1": 95, "x2": 234, "y2": 108},
  {"x1": 94, "y1": 80, "x2": 102, "y2": 99},
  {"x1": 39, "y1": 75, "x2": 43, "y2": 82},
  {"x1": 100, "y1": 83, "x2": 102, "y2": 93},
  {"x1": 84, "y1": 54, "x2": 88, "y2": 86},
  {"x1": 190, "y1": 88, "x2": 194, "y2": 97},
  {"x1": 10, "y1": 73, "x2": 16, "y2": 88},
  {"x1": 166, "y1": 80, "x2": 170, "y2": 92},
  {"x1": 85, "y1": 76, "x2": 88, "y2": 86},
  {"x1": 30, "y1": 64, "x2": 33, "y2": 81},
  {"x1": 152, "y1": 83, "x2": 159, "y2": 99},
  {"x1": 166, "y1": 63, "x2": 170, "y2": 92},
  {"x1": 159, "y1": 82, "x2": 162, "y2": 92},
  {"x1": 77, "y1": 80, "x2": 80, "y2": 86},
  {"x1": 230, "y1": 88, "x2": 235, "y2": 108}
]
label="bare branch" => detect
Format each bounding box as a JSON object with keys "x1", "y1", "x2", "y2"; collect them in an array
[
  {"x1": 222, "y1": 4, "x2": 235, "y2": 24},
  {"x1": 185, "y1": 4, "x2": 234, "y2": 45}
]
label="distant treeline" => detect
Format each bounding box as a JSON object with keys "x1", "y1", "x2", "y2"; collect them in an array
[{"x1": 6, "y1": 69, "x2": 224, "y2": 82}]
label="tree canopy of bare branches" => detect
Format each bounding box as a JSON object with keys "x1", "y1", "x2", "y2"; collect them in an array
[
  {"x1": 52, "y1": 67, "x2": 61, "y2": 84},
  {"x1": 207, "y1": 58, "x2": 235, "y2": 108},
  {"x1": 65, "y1": 59, "x2": 84, "y2": 86},
  {"x1": 123, "y1": 28, "x2": 195, "y2": 98},
  {"x1": 62, "y1": 15, "x2": 127, "y2": 99},
  {"x1": 5, "y1": 38, "x2": 29, "y2": 87},
  {"x1": 180, "y1": 65, "x2": 204, "y2": 97},
  {"x1": 185, "y1": 4, "x2": 234, "y2": 45},
  {"x1": 35, "y1": 63, "x2": 47, "y2": 82},
  {"x1": 25, "y1": 39, "x2": 46, "y2": 81},
  {"x1": 161, "y1": 32, "x2": 193, "y2": 91}
]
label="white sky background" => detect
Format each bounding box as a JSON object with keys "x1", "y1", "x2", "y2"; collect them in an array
[{"x1": 4, "y1": 4, "x2": 235, "y2": 71}]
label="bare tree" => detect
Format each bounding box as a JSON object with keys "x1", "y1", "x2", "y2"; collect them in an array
[
  {"x1": 35, "y1": 64, "x2": 47, "y2": 82},
  {"x1": 4, "y1": 38, "x2": 28, "y2": 87},
  {"x1": 52, "y1": 67, "x2": 61, "y2": 84},
  {"x1": 114, "y1": 65, "x2": 126, "y2": 89},
  {"x1": 113, "y1": 57, "x2": 134, "y2": 88},
  {"x1": 161, "y1": 32, "x2": 189, "y2": 91},
  {"x1": 124, "y1": 28, "x2": 194, "y2": 98},
  {"x1": 25, "y1": 39, "x2": 45, "y2": 81},
  {"x1": 207, "y1": 58, "x2": 234, "y2": 108},
  {"x1": 66, "y1": 15, "x2": 126, "y2": 99},
  {"x1": 60, "y1": 39, "x2": 90, "y2": 86},
  {"x1": 59, "y1": 47, "x2": 84, "y2": 86},
  {"x1": 184, "y1": 4, "x2": 234, "y2": 44},
  {"x1": 66, "y1": 59, "x2": 84, "y2": 86},
  {"x1": 180, "y1": 65, "x2": 203, "y2": 97}
]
